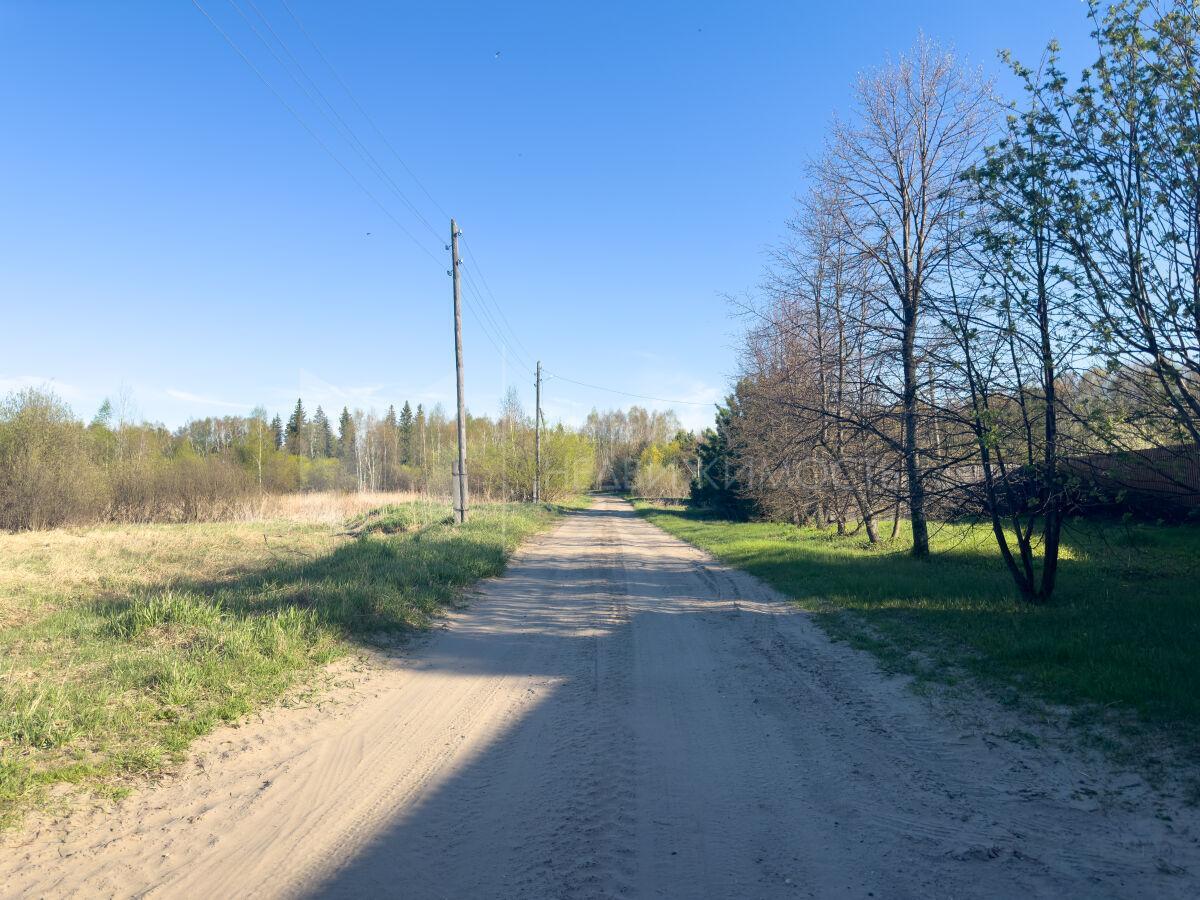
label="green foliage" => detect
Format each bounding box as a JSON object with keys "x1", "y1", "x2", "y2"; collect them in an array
[
  {"x1": 0, "y1": 386, "x2": 603, "y2": 529},
  {"x1": 312, "y1": 406, "x2": 334, "y2": 458},
  {"x1": 398, "y1": 401, "x2": 415, "y2": 465},
  {"x1": 337, "y1": 406, "x2": 356, "y2": 464},
  {"x1": 285, "y1": 398, "x2": 307, "y2": 456},
  {"x1": 344, "y1": 501, "x2": 452, "y2": 535},
  {"x1": 632, "y1": 441, "x2": 691, "y2": 498},
  {"x1": 0, "y1": 389, "x2": 108, "y2": 529},
  {"x1": 585, "y1": 406, "x2": 684, "y2": 489},
  {"x1": 690, "y1": 395, "x2": 756, "y2": 519},
  {"x1": 472, "y1": 417, "x2": 595, "y2": 501},
  {"x1": 539, "y1": 426, "x2": 596, "y2": 500}
]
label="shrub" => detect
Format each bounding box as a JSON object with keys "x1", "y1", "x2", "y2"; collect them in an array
[{"x1": 0, "y1": 389, "x2": 107, "y2": 529}]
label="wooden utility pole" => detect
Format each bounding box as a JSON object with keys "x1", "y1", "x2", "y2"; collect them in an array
[
  {"x1": 534, "y1": 360, "x2": 542, "y2": 503},
  {"x1": 450, "y1": 219, "x2": 468, "y2": 523}
]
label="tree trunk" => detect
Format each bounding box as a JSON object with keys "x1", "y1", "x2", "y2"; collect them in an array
[
  {"x1": 901, "y1": 309, "x2": 930, "y2": 556},
  {"x1": 863, "y1": 513, "x2": 879, "y2": 544}
]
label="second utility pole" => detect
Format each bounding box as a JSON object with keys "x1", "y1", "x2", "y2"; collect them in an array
[
  {"x1": 450, "y1": 218, "x2": 468, "y2": 524},
  {"x1": 534, "y1": 360, "x2": 542, "y2": 503}
]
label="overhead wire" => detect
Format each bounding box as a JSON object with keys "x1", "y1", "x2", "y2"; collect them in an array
[
  {"x1": 194, "y1": 2, "x2": 707, "y2": 416},
  {"x1": 459, "y1": 279, "x2": 525, "y2": 370},
  {"x1": 277, "y1": 0, "x2": 452, "y2": 224},
  {"x1": 225, "y1": 0, "x2": 536, "y2": 376},
  {"x1": 200, "y1": 1, "x2": 530, "y2": 376},
  {"x1": 542, "y1": 371, "x2": 714, "y2": 407},
  {"x1": 459, "y1": 237, "x2": 535, "y2": 366},
  {"x1": 460, "y1": 291, "x2": 512, "y2": 365},
  {"x1": 190, "y1": 0, "x2": 441, "y2": 264},
  {"x1": 230, "y1": 0, "x2": 443, "y2": 246},
  {"x1": 459, "y1": 266, "x2": 533, "y2": 374}
]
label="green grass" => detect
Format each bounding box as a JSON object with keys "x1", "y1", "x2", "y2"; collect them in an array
[
  {"x1": 635, "y1": 503, "x2": 1200, "y2": 742},
  {"x1": 0, "y1": 500, "x2": 562, "y2": 828},
  {"x1": 546, "y1": 493, "x2": 603, "y2": 512}
]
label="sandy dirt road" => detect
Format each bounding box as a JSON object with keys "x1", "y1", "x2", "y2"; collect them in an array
[{"x1": 4, "y1": 496, "x2": 1199, "y2": 898}]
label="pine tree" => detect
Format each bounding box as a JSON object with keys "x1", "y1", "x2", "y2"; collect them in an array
[
  {"x1": 382, "y1": 405, "x2": 399, "y2": 488},
  {"x1": 337, "y1": 406, "x2": 356, "y2": 462},
  {"x1": 414, "y1": 403, "x2": 426, "y2": 468},
  {"x1": 91, "y1": 399, "x2": 113, "y2": 429},
  {"x1": 690, "y1": 394, "x2": 755, "y2": 520},
  {"x1": 398, "y1": 401, "x2": 414, "y2": 466},
  {"x1": 384, "y1": 404, "x2": 398, "y2": 462},
  {"x1": 270, "y1": 414, "x2": 284, "y2": 450},
  {"x1": 313, "y1": 406, "x2": 334, "y2": 457},
  {"x1": 285, "y1": 399, "x2": 306, "y2": 455}
]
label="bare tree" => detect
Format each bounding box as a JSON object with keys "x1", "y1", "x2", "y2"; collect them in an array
[
  {"x1": 822, "y1": 35, "x2": 992, "y2": 555},
  {"x1": 740, "y1": 185, "x2": 898, "y2": 539}
]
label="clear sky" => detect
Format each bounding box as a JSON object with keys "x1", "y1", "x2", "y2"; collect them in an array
[{"x1": 1, "y1": 0, "x2": 1096, "y2": 432}]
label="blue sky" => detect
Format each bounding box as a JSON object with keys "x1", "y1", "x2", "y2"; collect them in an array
[{"x1": 1, "y1": 0, "x2": 1095, "y2": 432}]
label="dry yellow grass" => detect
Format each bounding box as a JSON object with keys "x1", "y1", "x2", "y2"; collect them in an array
[
  {"x1": 0, "y1": 493, "x2": 440, "y2": 632},
  {"x1": 0, "y1": 522, "x2": 334, "y2": 632},
  {"x1": 234, "y1": 490, "x2": 434, "y2": 524}
]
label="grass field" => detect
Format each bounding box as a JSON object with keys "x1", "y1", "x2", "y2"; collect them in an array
[
  {"x1": 0, "y1": 496, "x2": 562, "y2": 828},
  {"x1": 635, "y1": 503, "x2": 1200, "y2": 748}
]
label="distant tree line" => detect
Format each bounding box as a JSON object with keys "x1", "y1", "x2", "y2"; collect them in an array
[
  {"x1": 0, "y1": 387, "x2": 598, "y2": 530},
  {"x1": 691, "y1": 0, "x2": 1200, "y2": 602},
  {"x1": 583, "y1": 406, "x2": 697, "y2": 495}
]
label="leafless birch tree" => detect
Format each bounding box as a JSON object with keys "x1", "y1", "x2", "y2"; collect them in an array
[{"x1": 821, "y1": 35, "x2": 992, "y2": 556}]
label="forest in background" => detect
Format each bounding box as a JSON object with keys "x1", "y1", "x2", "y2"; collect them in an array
[{"x1": 0, "y1": 386, "x2": 700, "y2": 530}]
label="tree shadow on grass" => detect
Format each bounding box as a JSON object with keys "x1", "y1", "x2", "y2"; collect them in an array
[{"x1": 635, "y1": 506, "x2": 1200, "y2": 728}]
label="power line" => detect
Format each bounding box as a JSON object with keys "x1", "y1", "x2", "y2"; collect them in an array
[
  {"x1": 200, "y1": 0, "x2": 538, "y2": 375},
  {"x1": 460, "y1": 289, "x2": 516, "y2": 369},
  {"x1": 197, "y1": 1, "x2": 555, "y2": 380},
  {"x1": 460, "y1": 237, "x2": 535, "y2": 365},
  {"x1": 198, "y1": 1, "x2": 698, "y2": 414},
  {"x1": 543, "y1": 371, "x2": 715, "y2": 407},
  {"x1": 231, "y1": 0, "x2": 444, "y2": 246},
  {"x1": 251, "y1": 3, "x2": 535, "y2": 373},
  {"x1": 190, "y1": 0, "x2": 441, "y2": 264},
  {"x1": 278, "y1": 0, "x2": 452, "y2": 224},
  {"x1": 464, "y1": 298, "x2": 533, "y2": 377},
  {"x1": 459, "y1": 265, "x2": 533, "y2": 373}
]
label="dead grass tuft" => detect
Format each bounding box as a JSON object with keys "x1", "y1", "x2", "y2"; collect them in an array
[{"x1": 233, "y1": 491, "x2": 433, "y2": 525}]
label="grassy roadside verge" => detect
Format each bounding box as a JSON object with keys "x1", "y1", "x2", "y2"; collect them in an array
[
  {"x1": 0, "y1": 499, "x2": 569, "y2": 828},
  {"x1": 634, "y1": 502, "x2": 1200, "y2": 752}
]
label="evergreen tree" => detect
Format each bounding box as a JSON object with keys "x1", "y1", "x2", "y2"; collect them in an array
[
  {"x1": 414, "y1": 403, "x2": 426, "y2": 468},
  {"x1": 313, "y1": 406, "x2": 334, "y2": 457},
  {"x1": 690, "y1": 394, "x2": 755, "y2": 519},
  {"x1": 337, "y1": 406, "x2": 356, "y2": 462},
  {"x1": 91, "y1": 399, "x2": 113, "y2": 429},
  {"x1": 270, "y1": 414, "x2": 284, "y2": 450},
  {"x1": 285, "y1": 399, "x2": 306, "y2": 455},
  {"x1": 384, "y1": 403, "x2": 398, "y2": 458},
  {"x1": 382, "y1": 405, "x2": 399, "y2": 487},
  {"x1": 398, "y1": 401, "x2": 414, "y2": 465}
]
